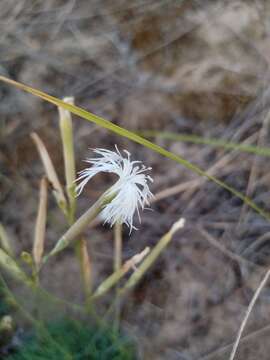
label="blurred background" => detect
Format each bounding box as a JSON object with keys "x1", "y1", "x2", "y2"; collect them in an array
[{"x1": 1, "y1": 1, "x2": 270, "y2": 359}]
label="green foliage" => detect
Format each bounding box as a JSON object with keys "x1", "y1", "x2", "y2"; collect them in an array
[
  {"x1": 0, "y1": 284, "x2": 11, "y2": 317},
  {"x1": 8, "y1": 318, "x2": 136, "y2": 360}
]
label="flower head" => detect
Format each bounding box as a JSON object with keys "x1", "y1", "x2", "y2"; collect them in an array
[{"x1": 76, "y1": 146, "x2": 153, "y2": 231}]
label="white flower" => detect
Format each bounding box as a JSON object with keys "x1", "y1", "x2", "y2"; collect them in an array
[{"x1": 76, "y1": 146, "x2": 153, "y2": 231}]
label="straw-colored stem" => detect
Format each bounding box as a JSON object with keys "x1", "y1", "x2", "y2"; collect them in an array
[
  {"x1": 31, "y1": 132, "x2": 68, "y2": 216},
  {"x1": 102, "y1": 220, "x2": 185, "y2": 322},
  {"x1": 96, "y1": 218, "x2": 185, "y2": 317},
  {"x1": 93, "y1": 218, "x2": 185, "y2": 299},
  {"x1": 31, "y1": 178, "x2": 48, "y2": 320},
  {"x1": 44, "y1": 191, "x2": 114, "y2": 261},
  {"x1": 121, "y1": 218, "x2": 185, "y2": 292},
  {"x1": 75, "y1": 238, "x2": 92, "y2": 305},
  {"x1": 47, "y1": 200, "x2": 102, "y2": 258},
  {"x1": 93, "y1": 266, "x2": 128, "y2": 299},
  {"x1": 92, "y1": 247, "x2": 150, "y2": 299},
  {"x1": 58, "y1": 97, "x2": 92, "y2": 302},
  {"x1": 114, "y1": 222, "x2": 122, "y2": 272},
  {"x1": 113, "y1": 222, "x2": 122, "y2": 331},
  {"x1": 229, "y1": 268, "x2": 270, "y2": 360},
  {"x1": 32, "y1": 177, "x2": 48, "y2": 271}
]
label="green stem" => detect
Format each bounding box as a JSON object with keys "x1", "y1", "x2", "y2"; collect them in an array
[
  {"x1": 44, "y1": 192, "x2": 114, "y2": 261},
  {"x1": 121, "y1": 219, "x2": 185, "y2": 292},
  {"x1": 75, "y1": 238, "x2": 92, "y2": 307},
  {"x1": 101, "y1": 220, "x2": 185, "y2": 323},
  {"x1": 113, "y1": 222, "x2": 122, "y2": 332},
  {"x1": 58, "y1": 97, "x2": 77, "y2": 224},
  {"x1": 59, "y1": 98, "x2": 91, "y2": 303},
  {"x1": 92, "y1": 264, "x2": 128, "y2": 299}
]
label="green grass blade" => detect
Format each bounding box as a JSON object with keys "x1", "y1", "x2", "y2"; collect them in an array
[
  {"x1": 0, "y1": 75, "x2": 269, "y2": 220},
  {"x1": 121, "y1": 218, "x2": 185, "y2": 292},
  {"x1": 140, "y1": 130, "x2": 270, "y2": 157}
]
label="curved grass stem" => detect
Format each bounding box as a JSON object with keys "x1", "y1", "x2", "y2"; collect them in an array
[{"x1": 0, "y1": 75, "x2": 269, "y2": 221}]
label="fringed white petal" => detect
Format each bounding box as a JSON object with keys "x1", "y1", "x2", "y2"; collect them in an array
[{"x1": 76, "y1": 146, "x2": 153, "y2": 231}]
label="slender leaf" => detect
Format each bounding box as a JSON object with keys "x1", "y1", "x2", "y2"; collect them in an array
[
  {"x1": 0, "y1": 223, "x2": 14, "y2": 257},
  {"x1": 140, "y1": 130, "x2": 270, "y2": 157},
  {"x1": 0, "y1": 249, "x2": 32, "y2": 287},
  {"x1": 0, "y1": 75, "x2": 269, "y2": 220}
]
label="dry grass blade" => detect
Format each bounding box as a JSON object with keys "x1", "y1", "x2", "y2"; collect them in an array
[
  {"x1": 229, "y1": 268, "x2": 270, "y2": 360},
  {"x1": 197, "y1": 226, "x2": 260, "y2": 268},
  {"x1": 32, "y1": 177, "x2": 48, "y2": 270},
  {"x1": 0, "y1": 223, "x2": 14, "y2": 257},
  {"x1": 30, "y1": 132, "x2": 67, "y2": 213},
  {"x1": 200, "y1": 323, "x2": 270, "y2": 359}
]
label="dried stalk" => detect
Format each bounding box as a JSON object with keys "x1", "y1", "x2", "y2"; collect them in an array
[
  {"x1": 31, "y1": 132, "x2": 67, "y2": 214},
  {"x1": 44, "y1": 191, "x2": 114, "y2": 260},
  {"x1": 32, "y1": 177, "x2": 48, "y2": 270}
]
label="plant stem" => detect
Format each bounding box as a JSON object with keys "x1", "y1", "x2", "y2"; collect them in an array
[
  {"x1": 59, "y1": 98, "x2": 91, "y2": 301},
  {"x1": 113, "y1": 222, "x2": 122, "y2": 332},
  {"x1": 92, "y1": 247, "x2": 150, "y2": 299},
  {"x1": 44, "y1": 191, "x2": 115, "y2": 260},
  {"x1": 75, "y1": 238, "x2": 92, "y2": 307},
  {"x1": 101, "y1": 219, "x2": 185, "y2": 323},
  {"x1": 58, "y1": 97, "x2": 76, "y2": 223},
  {"x1": 114, "y1": 222, "x2": 122, "y2": 272},
  {"x1": 121, "y1": 218, "x2": 185, "y2": 292},
  {"x1": 31, "y1": 132, "x2": 68, "y2": 216},
  {"x1": 0, "y1": 249, "x2": 33, "y2": 288},
  {"x1": 0, "y1": 223, "x2": 14, "y2": 257},
  {"x1": 229, "y1": 268, "x2": 270, "y2": 360},
  {"x1": 33, "y1": 177, "x2": 48, "y2": 271}
]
